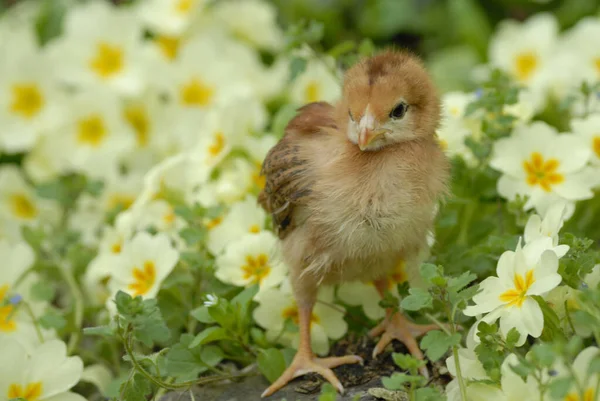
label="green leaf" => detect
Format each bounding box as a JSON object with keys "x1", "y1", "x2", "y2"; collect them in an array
[
  {"x1": 201, "y1": 345, "x2": 224, "y2": 367},
  {"x1": 420, "y1": 330, "x2": 461, "y2": 361},
  {"x1": 549, "y1": 377, "x2": 573, "y2": 399},
  {"x1": 381, "y1": 373, "x2": 424, "y2": 390},
  {"x1": 289, "y1": 57, "x2": 307, "y2": 81},
  {"x1": 448, "y1": 271, "x2": 477, "y2": 293},
  {"x1": 115, "y1": 291, "x2": 171, "y2": 347},
  {"x1": 83, "y1": 325, "x2": 116, "y2": 338},
  {"x1": 257, "y1": 348, "x2": 287, "y2": 383},
  {"x1": 532, "y1": 295, "x2": 566, "y2": 342},
  {"x1": 190, "y1": 306, "x2": 216, "y2": 324},
  {"x1": 179, "y1": 227, "x2": 206, "y2": 246},
  {"x1": 391, "y1": 353, "x2": 425, "y2": 371},
  {"x1": 318, "y1": 383, "x2": 338, "y2": 401},
  {"x1": 120, "y1": 372, "x2": 151, "y2": 401},
  {"x1": 30, "y1": 281, "x2": 56, "y2": 302},
  {"x1": 400, "y1": 288, "x2": 433, "y2": 311},
  {"x1": 163, "y1": 334, "x2": 212, "y2": 381},
  {"x1": 189, "y1": 327, "x2": 229, "y2": 348},
  {"x1": 39, "y1": 309, "x2": 66, "y2": 330},
  {"x1": 415, "y1": 386, "x2": 446, "y2": 401}
]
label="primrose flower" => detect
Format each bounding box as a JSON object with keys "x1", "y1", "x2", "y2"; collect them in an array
[
  {"x1": 488, "y1": 13, "x2": 558, "y2": 110},
  {"x1": 108, "y1": 231, "x2": 179, "y2": 299},
  {"x1": 558, "y1": 18, "x2": 600, "y2": 87},
  {"x1": 0, "y1": 240, "x2": 55, "y2": 351},
  {"x1": 253, "y1": 283, "x2": 347, "y2": 356},
  {"x1": 554, "y1": 347, "x2": 600, "y2": 401},
  {"x1": 336, "y1": 259, "x2": 407, "y2": 320},
  {"x1": 464, "y1": 237, "x2": 562, "y2": 345},
  {"x1": 571, "y1": 113, "x2": 600, "y2": 166},
  {"x1": 523, "y1": 201, "x2": 570, "y2": 257},
  {"x1": 490, "y1": 121, "x2": 594, "y2": 215},
  {"x1": 138, "y1": 0, "x2": 205, "y2": 36},
  {"x1": 496, "y1": 354, "x2": 542, "y2": 400},
  {"x1": 215, "y1": 231, "x2": 286, "y2": 296},
  {"x1": 207, "y1": 196, "x2": 266, "y2": 256},
  {"x1": 48, "y1": 0, "x2": 147, "y2": 95},
  {"x1": 0, "y1": 339, "x2": 85, "y2": 401},
  {"x1": 289, "y1": 58, "x2": 341, "y2": 105}
]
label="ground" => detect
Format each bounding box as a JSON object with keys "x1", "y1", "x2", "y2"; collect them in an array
[{"x1": 160, "y1": 336, "x2": 449, "y2": 401}]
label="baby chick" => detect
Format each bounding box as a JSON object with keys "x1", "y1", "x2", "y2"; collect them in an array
[{"x1": 258, "y1": 50, "x2": 450, "y2": 397}]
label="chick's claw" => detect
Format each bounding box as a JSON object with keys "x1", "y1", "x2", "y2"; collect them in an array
[
  {"x1": 369, "y1": 312, "x2": 438, "y2": 378},
  {"x1": 261, "y1": 354, "x2": 363, "y2": 398}
]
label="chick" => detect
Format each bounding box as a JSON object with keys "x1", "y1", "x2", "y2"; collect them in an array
[{"x1": 258, "y1": 50, "x2": 450, "y2": 397}]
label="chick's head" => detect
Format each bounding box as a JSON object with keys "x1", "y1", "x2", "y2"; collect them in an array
[{"x1": 341, "y1": 50, "x2": 441, "y2": 151}]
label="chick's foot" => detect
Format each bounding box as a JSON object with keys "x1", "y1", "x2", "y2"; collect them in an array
[
  {"x1": 261, "y1": 352, "x2": 363, "y2": 398},
  {"x1": 369, "y1": 311, "x2": 438, "y2": 377}
]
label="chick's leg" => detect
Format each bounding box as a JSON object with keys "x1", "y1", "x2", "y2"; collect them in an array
[
  {"x1": 369, "y1": 279, "x2": 438, "y2": 377},
  {"x1": 261, "y1": 302, "x2": 363, "y2": 398}
]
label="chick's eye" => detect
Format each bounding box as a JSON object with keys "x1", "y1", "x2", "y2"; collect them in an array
[{"x1": 389, "y1": 103, "x2": 408, "y2": 119}]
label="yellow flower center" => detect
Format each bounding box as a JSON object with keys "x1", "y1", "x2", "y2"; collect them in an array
[
  {"x1": 241, "y1": 254, "x2": 271, "y2": 284},
  {"x1": 565, "y1": 387, "x2": 595, "y2": 401},
  {"x1": 176, "y1": 0, "x2": 194, "y2": 13},
  {"x1": 248, "y1": 224, "x2": 260, "y2": 234},
  {"x1": 389, "y1": 259, "x2": 407, "y2": 285},
  {"x1": 499, "y1": 270, "x2": 535, "y2": 307},
  {"x1": 438, "y1": 138, "x2": 448, "y2": 151},
  {"x1": 205, "y1": 216, "x2": 223, "y2": 230},
  {"x1": 123, "y1": 104, "x2": 150, "y2": 147},
  {"x1": 208, "y1": 132, "x2": 226, "y2": 157},
  {"x1": 0, "y1": 285, "x2": 16, "y2": 332},
  {"x1": 304, "y1": 80, "x2": 320, "y2": 103},
  {"x1": 108, "y1": 194, "x2": 135, "y2": 211},
  {"x1": 594, "y1": 58, "x2": 600, "y2": 75},
  {"x1": 77, "y1": 115, "x2": 107, "y2": 147},
  {"x1": 128, "y1": 261, "x2": 156, "y2": 296},
  {"x1": 10, "y1": 83, "x2": 44, "y2": 119},
  {"x1": 180, "y1": 78, "x2": 214, "y2": 107},
  {"x1": 252, "y1": 162, "x2": 266, "y2": 189},
  {"x1": 90, "y1": 42, "x2": 124, "y2": 78},
  {"x1": 282, "y1": 305, "x2": 319, "y2": 325},
  {"x1": 514, "y1": 51, "x2": 539, "y2": 82},
  {"x1": 9, "y1": 193, "x2": 38, "y2": 220},
  {"x1": 7, "y1": 382, "x2": 42, "y2": 401},
  {"x1": 163, "y1": 211, "x2": 176, "y2": 225},
  {"x1": 156, "y1": 35, "x2": 181, "y2": 60},
  {"x1": 523, "y1": 152, "x2": 564, "y2": 192},
  {"x1": 111, "y1": 242, "x2": 122, "y2": 254},
  {"x1": 593, "y1": 136, "x2": 600, "y2": 159}
]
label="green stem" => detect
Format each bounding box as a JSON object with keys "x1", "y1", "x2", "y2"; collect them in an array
[
  {"x1": 424, "y1": 313, "x2": 452, "y2": 336},
  {"x1": 457, "y1": 202, "x2": 476, "y2": 246},
  {"x1": 452, "y1": 345, "x2": 469, "y2": 401},
  {"x1": 57, "y1": 264, "x2": 84, "y2": 354},
  {"x1": 21, "y1": 301, "x2": 45, "y2": 344}
]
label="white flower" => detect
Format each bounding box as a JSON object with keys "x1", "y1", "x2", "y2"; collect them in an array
[
  {"x1": 48, "y1": 1, "x2": 147, "y2": 95},
  {"x1": 253, "y1": 283, "x2": 347, "y2": 356},
  {"x1": 490, "y1": 122, "x2": 594, "y2": 214},
  {"x1": 138, "y1": 0, "x2": 206, "y2": 36},
  {"x1": 0, "y1": 30, "x2": 65, "y2": 153},
  {"x1": 496, "y1": 354, "x2": 542, "y2": 401},
  {"x1": 0, "y1": 339, "x2": 85, "y2": 401},
  {"x1": 160, "y1": 34, "x2": 254, "y2": 118},
  {"x1": 557, "y1": 18, "x2": 600, "y2": 87},
  {"x1": 585, "y1": 265, "x2": 600, "y2": 290},
  {"x1": 488, "y1": 13, "x2": 558, "y2": 110},
  {"x1": 210, "y1": 0, "x2": 283, "y2": 51},
  {"x1": 193, "y1": 158, "x2": 257, "y2": 206},
  {"x1": 464, "y1": 238, "x2": 562, "y2": 345},
  {"x1": 108, "y1": 232, "x2": 179, "y2": 299},
  {"x1": 215, "y1": 231, "x2": 286, "y2": 296},
  {"x1": 289, "y1": 58, "x2": 341, "y2": 105},
  {"x1": 436, "y1": 91, "x2": 477, "y2": 159},
  {"x1": 0, "y1": 166, "x2": 60, "y2": 241},
  {"x1": 445, "y1": 326, "x2": 502, "y2": 401},
  {"x1": 571, "y1": 113, "x2": 600, "y2": 166},
  {"x1": 0, "y1": 240, "x2": 55, "y2": 352},
  {"x1": 52, "y1": 89, "x2": 134, "y2": 179},
  {"x1": 207, "y1": 196, "x2": 266, "y2": 256},
  {"x1": 523, "y1": 201, "x2": 570, "y2": 258},
  {"x1": 22, "y1": 135, "x2": 69, "y2": 183},
  {"x1": 555, "y1": 347, "x2": 600, "y2": 401},
  {"x1": 336, "y1": 259, "x2": 407, "y2": 320}
]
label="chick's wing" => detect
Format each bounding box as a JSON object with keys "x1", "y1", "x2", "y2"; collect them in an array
[{"x1": 258, "y1": 101, "x2": 337, "y2": 239}]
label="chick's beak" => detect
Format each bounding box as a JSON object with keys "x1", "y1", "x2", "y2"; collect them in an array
[{"x1": 358, "y1": 128, "x2": 388, "y2": 151}]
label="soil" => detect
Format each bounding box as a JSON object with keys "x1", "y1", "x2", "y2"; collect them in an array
[{"x1": 160, "y1": 335, "x2": 450, "y2": 401}]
